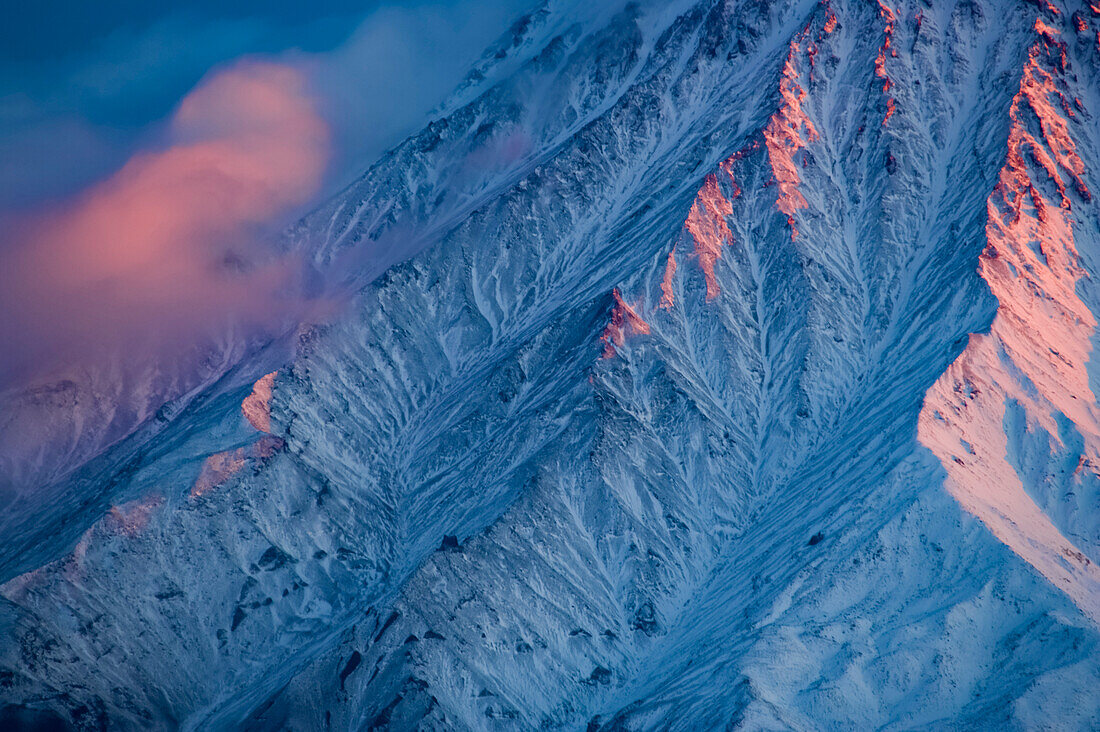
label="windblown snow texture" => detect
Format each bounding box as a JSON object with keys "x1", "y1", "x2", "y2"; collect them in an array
[{"x1": 3, "y1": 0, "x2": 1100, "y2": 728}]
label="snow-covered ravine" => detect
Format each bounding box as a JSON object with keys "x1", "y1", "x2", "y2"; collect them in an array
[{"x1": 2, "y1": 0, "x2": 1100, "y2": 729}]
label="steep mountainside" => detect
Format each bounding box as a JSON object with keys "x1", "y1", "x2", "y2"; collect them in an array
[{"x1": 2, "y1": 0, "x2": 1100, "y2": 729}]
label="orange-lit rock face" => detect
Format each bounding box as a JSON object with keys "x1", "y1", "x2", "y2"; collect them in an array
[
  {"x1": 196, "y1": 343, "x2": 285, "y2": 498},
  {"x1": 1, "y1": 492, "x2": 166, "y2": 590},
  {"x1": 242, "y1": 371, "x2": 279, "y2": 433},
  {"x1": 874, "y1": 1, "x2": 897, "y2": 125},
  {"x1": 1012, "y1": 34, "x2": 1086, "y2": 205},
  {"x1": 0, "y1": 61, "x2": 330, "y2": 381},
  {"x1": 918, "y1": 23, "x2": 1100, "y2": 621},
  {"x1": 600, "y1": 289, "x2": 650, "y2": 359},
  {"x1": 191, "y1": 435, "x2": 284, "y2": 498},
  {"x1": 105, "y1": 495, "x2": 165, "y2": 538},
  {"x1": 807, "y1": 4, "x2": 837, "y2": 77},
  {"x1": 764, "y1": 40, "x2": 818, "y2": 224},
  {"x1": 685, "y1": 173, "x2": 737, "y2": 300},
  {"x1": 659, "y1": 249, "x2": 677, "y2": 310}
]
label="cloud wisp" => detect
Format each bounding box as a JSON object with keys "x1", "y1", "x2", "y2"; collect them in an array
[
  {"x1": 0, "y1": 0, "x2": 537, "y2": 497},
  {"x1": 0, "y1": 60, "x2": 330, "y2": 386}
]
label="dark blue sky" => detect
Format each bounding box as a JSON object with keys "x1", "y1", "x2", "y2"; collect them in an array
[
  {"x1": 1, "y1": 1, "x2": 368, "y2": 64},
  {"x1": 1, "y1": 1, "x2": 368, "y2": 124},
  {"x1": 0, "y1": 0, "x2": 531, "y2": 211}
]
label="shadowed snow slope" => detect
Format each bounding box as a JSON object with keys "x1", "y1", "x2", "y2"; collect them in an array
[{"x1": 3, "y1": 0, "x2": 1100, "y2": 729}]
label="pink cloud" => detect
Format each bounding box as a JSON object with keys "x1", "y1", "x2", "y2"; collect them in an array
[{"x1": 0, "y1": 60, "x2": 330, "y2": 384}]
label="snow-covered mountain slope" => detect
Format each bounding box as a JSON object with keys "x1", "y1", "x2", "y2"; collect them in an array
[{"x1": 3, "y1": 0, "x2": 1100, "y2": 728}]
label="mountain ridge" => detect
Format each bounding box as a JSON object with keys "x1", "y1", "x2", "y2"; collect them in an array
[{"x1": 3, "y1": 0, "x2": 1100, "y2": 728}]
